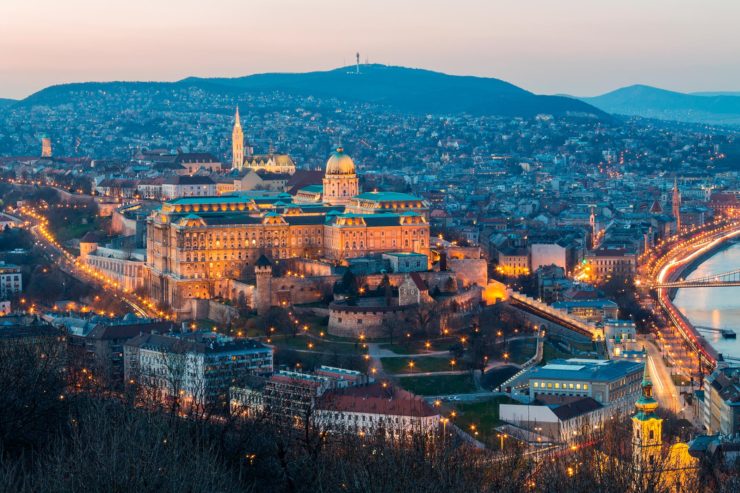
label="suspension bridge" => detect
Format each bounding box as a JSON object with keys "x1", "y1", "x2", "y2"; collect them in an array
[{"x1": 651, "y1": 268, "x2": 740, "y2": 289}]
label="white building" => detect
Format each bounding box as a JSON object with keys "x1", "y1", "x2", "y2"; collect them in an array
[
  {"x1": 81, "y1": 246, "x2": 146, "y2": 292},
  {"x1": 161, "y1": 175, "x2": 217, "y2": 200},
  {"x1": 500, "y1": 397, "x2": 611, "y2": 443},
  {"x1": 0, "y1": 262, "x2": 22, "y2": 300},
  {"x1": 703, "y1": 366, "x2": 740, "y2": 436},
  {"x1": 314, "y1": 383, "x2": 440, "y2": 438},
  {"x1": 124, "y1": 331, "x2": 273, "y2": 406}
]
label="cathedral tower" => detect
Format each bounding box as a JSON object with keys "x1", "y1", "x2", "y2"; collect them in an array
[
  {"x1": 632, "y1": 366, "x2": 662, "y2": 472},
  {"x1": 323, "y1": 147, "x2": 359, "y2": 205},
  {"x1": 232, "y1": 107, "x2": 244, "y2": 170},
  {"x1": 672, "y1": 177, "x2": 681, "y2": 233}
]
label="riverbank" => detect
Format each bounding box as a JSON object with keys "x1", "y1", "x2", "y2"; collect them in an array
[
  {"x1": 674, "y1": 243, "x2": 740, "y2": 360},
  {"x1": 667, "y1": 239, "x2": 737, "y2": 300}
]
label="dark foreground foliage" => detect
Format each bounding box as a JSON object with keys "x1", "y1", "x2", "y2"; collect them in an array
[{"x1": 1, "y1": 339, "x2": 738, "y2": 493}]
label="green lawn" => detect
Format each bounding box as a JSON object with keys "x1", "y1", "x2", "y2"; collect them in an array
[
  {"x1": 379, "y1": 343, "x2": 428, "y2": 355},
  {"x1": 270, "y1": 334, "x2": 366, "y2": 355},
  {"x1": 397, "y1": 374, "x2": 476, "y2": 396},
  {"x1": 380, "y1": 336, "x2": 458, "y2": 355},
  {"x1": 381, "y1": 356, "x2": 455, "y2": 374},
  {"x1": 452, "y1": 396, "x2": 516, "y2": 449}
]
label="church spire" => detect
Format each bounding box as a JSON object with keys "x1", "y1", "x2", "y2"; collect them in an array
[
  {"x1": 672, "y1": 176, "x2": 681, "y2": 233},
  {"x1": 635, "y1": 363, "x2": 659, "y2": 418},
  {"x1": 232, "y1": 106, "x2": 244, "y2": 170}
]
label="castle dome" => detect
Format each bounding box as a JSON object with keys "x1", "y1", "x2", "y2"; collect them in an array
[{"x1": 325, "y1": 147, "x2": 356, "y2": 175}]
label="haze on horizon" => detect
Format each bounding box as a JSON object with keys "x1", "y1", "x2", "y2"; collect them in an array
[{"x1": 1, "y1": 0, "x2": 738, "y2": 100}]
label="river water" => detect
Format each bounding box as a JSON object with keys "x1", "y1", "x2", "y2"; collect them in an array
[{"x1": 673, "y1": 242, "x2": 740, "y2": 360}]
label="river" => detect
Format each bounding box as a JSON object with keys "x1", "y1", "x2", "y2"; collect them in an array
[{"x1": 673, "y1": 242, "x2": 740, "y2": 360}]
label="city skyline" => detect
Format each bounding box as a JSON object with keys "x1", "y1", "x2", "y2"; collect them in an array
[
  {"x1": 1, "y1": 2, "x2": 740, "y2": 490},
  {"x1": 2, "y1": 0, "x2": 739, "y2": 99}
]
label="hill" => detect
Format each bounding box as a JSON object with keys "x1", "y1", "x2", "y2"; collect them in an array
[
  {"x1": 581, "y1": 85, "x2": 740, "y2": 127},
  {"x1": 20, "y1": 65, "x2": 606, "y2": 119},
  {"x1": 691, "y1": 91, "x2": 740, "y2": 97},
  {"x1": 0, "y1": 98, "x2": 16, "y2": 110}
]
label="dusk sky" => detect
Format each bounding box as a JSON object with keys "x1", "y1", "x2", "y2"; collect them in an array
[{"x1": 1, "y1": 0, "x2": 738, "y2": 99}]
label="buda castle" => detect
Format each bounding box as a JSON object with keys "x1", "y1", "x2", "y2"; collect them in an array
[{"x1": 145, "y1": 110, "x2": 430, "y2": 312}]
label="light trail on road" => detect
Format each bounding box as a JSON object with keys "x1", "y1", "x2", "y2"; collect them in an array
[{"x1": 650, "y1": 220, "x2": 740, "y2": 374}]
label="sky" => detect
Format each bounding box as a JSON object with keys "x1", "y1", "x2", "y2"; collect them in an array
[{"x1": 1, "y1": 0, "x2": 738, "y2": 99}]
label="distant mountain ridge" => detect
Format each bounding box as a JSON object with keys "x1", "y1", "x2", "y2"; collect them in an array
[
  {"x1": 691, "y1": 91, "x2": 740, "y2": 97},
  {"x1": 0, "y1": 98, "x2": 16, "y2": 109},
  {"x1": 15, "y1": 64, "x2": 606, "y2": 119},
  {"x1": 581, "y1": 84, "x2": 740, "y2": 127}
]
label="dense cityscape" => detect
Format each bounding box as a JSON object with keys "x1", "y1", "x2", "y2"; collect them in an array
[{"x1": 2, "y1": 2, "x2": 740, "y2": 493}]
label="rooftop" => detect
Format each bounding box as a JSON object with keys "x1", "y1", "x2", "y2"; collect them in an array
[
  {"x1": 353, "y1": 191, "x2": 423, "y2": 202},
  {"x1": 317, "y1": 383, "x2": 439, "y2": 417},
  {"x1": 529, "y1": 358, "x2": 644, "y2": 383}
]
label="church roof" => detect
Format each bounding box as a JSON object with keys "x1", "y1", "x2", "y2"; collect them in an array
[{"x1": 174, "y1": 152, "x2": 219, "y2": 164}]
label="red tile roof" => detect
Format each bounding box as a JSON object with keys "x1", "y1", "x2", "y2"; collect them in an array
[{"x1": 317, "y1": 384, "x2": 439, "y2": 417}]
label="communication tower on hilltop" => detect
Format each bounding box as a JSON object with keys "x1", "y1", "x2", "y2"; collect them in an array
[
  {"x1": 356, "y1": 52, "x2": 360, "y2": 74},
  {"x1": 41, "y1": 136, "x2": 52, "y2": 158}
]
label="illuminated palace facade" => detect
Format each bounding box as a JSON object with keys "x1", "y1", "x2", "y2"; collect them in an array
[{"x1": 146, "y1": 147, "x2": 430, "y2": 311}]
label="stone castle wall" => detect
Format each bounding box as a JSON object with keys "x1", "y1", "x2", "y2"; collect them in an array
[{"x1": 327, "y1": 303, "x2": 411, "y2": 338}]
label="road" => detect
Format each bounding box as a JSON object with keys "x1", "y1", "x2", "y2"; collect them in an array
[
  {"x1": 640, "y1": 337, "x2": 681, "y2": 414},
  {"x1": 23, "y1": 208, "x2": 153, "y2": 318},
  {"x1": 645, "y1": 219, "x2": 740, "y2": 373}
]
